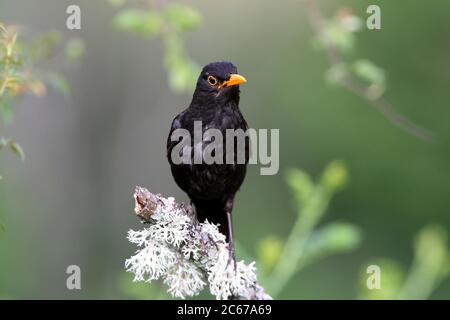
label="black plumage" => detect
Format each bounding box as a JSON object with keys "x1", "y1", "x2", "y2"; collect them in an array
[{"x1": 167, "y1": 61, "x2": 249, "y2": 261}]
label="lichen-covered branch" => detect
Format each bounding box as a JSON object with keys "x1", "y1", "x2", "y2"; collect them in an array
[{"x1": 125, "y1": 186, "x2": 272, "y2": 300}]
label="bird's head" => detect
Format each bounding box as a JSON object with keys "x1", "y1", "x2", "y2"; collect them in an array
[{"x1": 192, "y1": 61, "x2": 247, "y2": 106}]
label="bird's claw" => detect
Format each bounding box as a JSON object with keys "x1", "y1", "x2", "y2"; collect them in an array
[
  {"x1": 226, "y1": 242, "x2": 237, "y2": 272},
  {"x1": 198, "y1": 228, "x2": 220, "y2": 256}
]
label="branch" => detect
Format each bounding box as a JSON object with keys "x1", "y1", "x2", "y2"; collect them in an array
[
  {"x1": 126, "y1": 186, "x2": 272, "y2": 300},
  {"x1": 303, "y1": 0, "x2": 435, "y2": 142}
]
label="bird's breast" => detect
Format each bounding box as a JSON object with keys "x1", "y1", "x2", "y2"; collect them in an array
[{"x1": 168, "y1": 103, "x2": 249, "y2": 200}]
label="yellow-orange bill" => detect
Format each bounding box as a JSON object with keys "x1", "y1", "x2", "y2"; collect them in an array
[{"x1": 222, "y1": 74, "x2": 247, "y2": 87}]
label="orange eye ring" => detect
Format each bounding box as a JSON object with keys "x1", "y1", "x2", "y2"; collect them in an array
[{"x1": 207, "y1": 76, "x2": 218, "y2": 86}]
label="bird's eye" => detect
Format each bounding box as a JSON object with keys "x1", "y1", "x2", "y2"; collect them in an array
[{"x1": 207, "y1": 76, "x2": 218, "y2": 86}]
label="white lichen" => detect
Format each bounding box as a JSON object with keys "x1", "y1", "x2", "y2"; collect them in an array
[
  {"x1": 207, "y1": 243, "x2": 261, "y2": 300},
  {"x1": 163, "y1": 257, "x2": 206, "y2": 299},
  {"x1": 125, "y1": 186, "x2": 271, "y2": 300}
]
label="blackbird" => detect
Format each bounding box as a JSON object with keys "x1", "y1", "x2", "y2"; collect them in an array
[{"x1": 167, "y1": 61, "x2": 249, "y2": 262}]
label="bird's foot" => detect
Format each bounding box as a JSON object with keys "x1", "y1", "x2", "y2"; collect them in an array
[
  {"x1": 198, "y1": 228, "x2": 220, "y2": 257},
  {"x1": 226, "y1": 242, "x2": 237, "y2": 272}
]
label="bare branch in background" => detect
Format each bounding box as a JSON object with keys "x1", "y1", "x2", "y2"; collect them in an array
[{"x1": 303, "y1": 0, "x2": 435, "y2": 142}]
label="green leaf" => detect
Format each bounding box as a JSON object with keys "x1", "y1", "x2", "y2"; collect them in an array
[
  {"x1": 303, "y1": 222, "x2": 361, "y2": 258},
  {"x1": 414, "y1": 225, "x2": 448, "y2": 277},
  {"x1": 358, "y1": 259, "x2": 405, "y2": 299},
  {"x1": 1, "y1": 138, "x2": 25, "y2": 161},
  {"x1": 285, "y1": 168, "x2": 314, "y2": 207},
  {"x1": 322, "y1": 21, "x2": 355, "y2": 54},
  {"x1": 8, "y1": 140, "x2": 25, "y2": 161},
  {"x1": 167, "y1": 60, "x2": 199, "y2": 93},
  {"x1": 163, "y1": 36, "x2": 199, "y2": 93},
  {"x1": 114, "y1": 9, "x2": 163, "y2": 37},
  {"x1": 65, "y1": 38, "x2": 85, "y2": 62},
  {"x1": 164, "y1": 4, "x2": 202, "y2": 32},
  {"x1": 257, "y1": 235, "x2": 283, "y2": 274},
  {"x1": 352, "y1": 60, "x2": 386, "y2": 86},
  {"x1": 320, "y1": 160, "x2": 348, "y2": 193},
  {"x1": 30, "y1": 30, "x2": 63, "y2": 62}
]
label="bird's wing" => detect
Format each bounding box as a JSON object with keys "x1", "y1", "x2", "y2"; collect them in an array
[{"x1": 166, "y1": 111, "x2": 184, "y2": 163}]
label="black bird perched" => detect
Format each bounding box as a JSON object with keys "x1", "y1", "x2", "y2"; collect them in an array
[{"x1": 167, "y1": 61, "x2": 249, "y2": 262}]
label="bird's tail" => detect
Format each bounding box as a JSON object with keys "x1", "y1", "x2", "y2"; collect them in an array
[{"x1": 192, "y1": 199, "x2": 229, "y2": 242}]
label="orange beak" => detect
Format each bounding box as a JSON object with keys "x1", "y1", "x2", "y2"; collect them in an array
[{"x1": 220, "y1": 74, "x2": 247, "y2": 88}]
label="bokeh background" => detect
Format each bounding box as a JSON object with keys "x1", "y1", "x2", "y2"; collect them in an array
[{"x1": 1, "y1": 0, "x2": 450, "y2": 299}]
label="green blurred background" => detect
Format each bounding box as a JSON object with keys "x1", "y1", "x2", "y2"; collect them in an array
[{"x1": 1, "y1": 0, "x2": 450, "y2": 299}]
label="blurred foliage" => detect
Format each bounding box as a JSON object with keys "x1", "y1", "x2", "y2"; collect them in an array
[
  {"x1": 0, "y1": 137, "x2": 24, "y2": 163},
  {"x1": 311, "y1": 4, "x2": 433, "y2": 141},
  {"x1": 256, "y1": 235, "x2": 283, "y2": 275},
  {"x1": 119, "y1": 272, "x2": 170, "y2": 300},
  {"x1": 109, "y1": 0, "x2": 201, "y2": 93},
  {"x1": 1, "y1": 0, "x2": 448, "y2": 300},
  {"x1": 359, "y1": 225, "x2": 450, "y2": 299},
  {"x1": 0, "y1": 21, "x2": 84, "y2": 250},
  {"x1": 64, "y1": 38, "x2": 85, "y2": 63},
  {"x1": 263, "y1": 161, "x2": 361, "y2": 298},
  {"x1": 0, "y1": 22, "x2": 84, "y2": 171},
  {"x1": 317, "y1": 8, "x2": 386, "y2": 100},
  {"x1": 359, "y1": 258, "x2": 405, "y2": 300}
]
